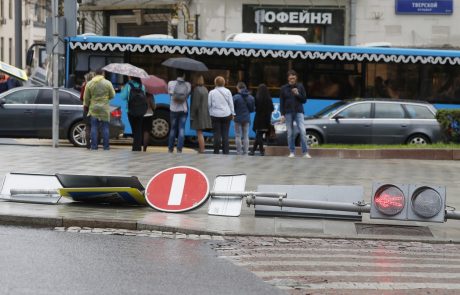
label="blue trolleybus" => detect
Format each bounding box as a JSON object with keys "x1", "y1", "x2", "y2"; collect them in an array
[{"x1": 65, "y1": 34, "x2": 460, "y2": 145}]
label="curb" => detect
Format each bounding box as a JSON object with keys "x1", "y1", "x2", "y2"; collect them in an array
[
  {"x1": 265, "y1": 146, "x2": 460, "y2": 160},
  {"x1": 2, "y1": 214, "x2": 460, "y2": 244}
]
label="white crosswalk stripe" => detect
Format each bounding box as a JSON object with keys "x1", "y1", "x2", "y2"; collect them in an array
[{"x1": 213, "y1": 237, "x2": 460, "y2": 294}]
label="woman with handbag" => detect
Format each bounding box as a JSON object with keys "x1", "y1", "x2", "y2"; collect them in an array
[
  {"x1": 208, "y1": 76, "x2": 235, "y2": 154},
  {"x1": 249, "y1": 84, "x2": 274, "y2": 156}
]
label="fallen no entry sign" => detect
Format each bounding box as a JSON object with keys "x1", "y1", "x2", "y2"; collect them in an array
[{"x1": 145, "y1": 166, "x2": 210, "y2": 212}]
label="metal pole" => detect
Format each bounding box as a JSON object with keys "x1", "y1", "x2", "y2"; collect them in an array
[
  {"x1": 446, "y1": 210, "x2": 460, "y2": 220},
  {"x1": 210, "y1": 191, "x2": 287, "y2": 198},
  {"x1": 14, "y1": 0, "x2": 22, "y2": 68},
  {"x1": 52, "y1": 0, "x2": 60, "y2": 148},
  {"x1": 246, "y1": 196, "x2": 371, "y2": 213}
]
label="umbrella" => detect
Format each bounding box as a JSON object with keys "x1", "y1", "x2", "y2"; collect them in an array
[
  {"x1": 141, "y1": 75, "x2": 168, "y2": 95},
  {"x1": 102, "y1": 63, "x2": 149, "y2": 78},
  {"x1": 0, "y1": 61, "x2": 28, "y2": 81},
  {"x1": 161, "y1": 57, "x2": 208, "y2": 72}
]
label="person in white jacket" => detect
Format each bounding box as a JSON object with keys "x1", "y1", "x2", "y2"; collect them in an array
[{"x1": 208, "y1": 76, "x2": 235, "y2": 154}]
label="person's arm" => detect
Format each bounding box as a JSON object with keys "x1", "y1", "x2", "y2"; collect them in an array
[
  {"x1": 83, "y1": 82, "x2": 91, "y2": 110},
  {"x1": 108, "y1": 82, "x2": 116, "y2": 100},
  {"x1": 296, "y1": 83, "x2": 307, "y2": 104},
  {"x1": 279, "y1": 86, "x2": 286, "y2": 116},
  {"x1": 227, "y1": 89, "x2": 235, "y2": 116}
]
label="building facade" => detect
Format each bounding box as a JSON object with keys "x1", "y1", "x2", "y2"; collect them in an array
[{"x1": 0, "y1": 0, "x2": 48, "y2": 67}]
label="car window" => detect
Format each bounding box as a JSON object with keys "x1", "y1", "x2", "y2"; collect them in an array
[
  {"x1": 374, "y1": 103, "x2": 406, "y2": 119},
  {"x1": 337, "y1": 103, "x2": 371, "y2": 118},
  {"x1": 2, "y1": 89, "x2": 39, "y2": 104},
  {"x1": 36, "y1": 89, "x2": 80, "y2": 105},
  {"x1": 59, "y1": 91, "x2": 81, "y2": 105},
  {"x1": 404, "y1": 104, "x2": 435, "y2": 119}
]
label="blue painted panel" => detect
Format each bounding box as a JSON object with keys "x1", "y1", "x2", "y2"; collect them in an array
[{"x1": 396, "y1": 0, "x2": 453, "y2": 15}]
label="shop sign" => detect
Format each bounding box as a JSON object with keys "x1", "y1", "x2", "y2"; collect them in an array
[
  {"x1": 395, "y1": 0, "x2": 453, "y2": 15},
  {"x1": 255, "y1": 9, "x2": 333, "y2": 25}
]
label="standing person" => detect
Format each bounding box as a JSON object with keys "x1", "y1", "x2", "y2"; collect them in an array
[
  {"x1": 190, "y1": 75, "x2": 212, "y2": 153},
  {"x1": 80, "y1": 71, "x2": 96, "y2": 149},
  {"x1": 142, "y1": 93, "x2": 156, "y2": 152},
  {"x1": 233, "y1": 82, "x2": 255, "y2": 155},
  {"x1": 249, "y1": 84, "x2": 274, "y2": 156},
  {"x1": 121, "y1": 76, "x2": 147, "y2": 151},
  {"x1": 280, "y1": 70, "x2": 311, "y2": 158},
  {"x1": 168, "y1": 70, "x2": 191, "y2": 153},
  {"x1": 208, "y1": 76, "x2": 235, "y2": 155},
  {"x1": 83, "y1": 68, "x2": 115, "y2": 151}
]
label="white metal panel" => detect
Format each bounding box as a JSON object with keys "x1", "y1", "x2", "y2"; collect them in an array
[{"x1": 208, "y1": 174, "x2": 246, "y2": 217}]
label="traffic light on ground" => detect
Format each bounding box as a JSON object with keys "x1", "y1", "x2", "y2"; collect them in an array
[{"x1": 370, "y1": 183, "x2": 446, "y2": 222}]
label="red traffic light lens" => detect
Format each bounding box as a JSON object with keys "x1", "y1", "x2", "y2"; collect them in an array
[
  {"x1": 411, "y1": 187, "x2": 443, "y2": 218},
  {"x1": 374, "y1": 185, "x2": 405, "y2": 216}
]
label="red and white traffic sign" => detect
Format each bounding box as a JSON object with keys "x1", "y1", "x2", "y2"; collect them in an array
[{"x1": 145, "y1": 166, "x2": 210, "y2": 212}]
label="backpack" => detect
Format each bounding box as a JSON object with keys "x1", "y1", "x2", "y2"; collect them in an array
[
  {"x1": 128, "y1": 82, "x2": 148, "y2": 117},
  {"x1": 172, "y1": 80, "x2": 189, "y2": 103}
]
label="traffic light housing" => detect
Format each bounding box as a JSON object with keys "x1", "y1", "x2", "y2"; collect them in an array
[{"x1": 370, "y1": 183, "x2": 446, "y2": 222}]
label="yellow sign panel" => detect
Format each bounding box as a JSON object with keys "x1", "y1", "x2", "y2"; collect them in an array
[
  {"x1": 0, "y1": 61, "x2": 28, "y2": 81},
  {"x1": 58, "y1": 187, "x2": 147, "y2": 206}
]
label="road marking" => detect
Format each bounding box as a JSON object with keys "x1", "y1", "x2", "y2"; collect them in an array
[
  {"x1": 225, "y1": 253, "x2": 460, "y2": 262},
  {"x1": 168, "y1": 173, "x2": 186, "y2": 205},
  {"x1": 274, "y1": 282, "x2": 460, "y2": 290},
  {"x1": 234, "y1": 260, "x2": 460, "y2": 268},
  {"x1": 254, "y1": 271, "x2": 460, "y2": 279}
]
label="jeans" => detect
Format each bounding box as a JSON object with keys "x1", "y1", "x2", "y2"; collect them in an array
[
  {"x1": 234, "y1": 122, "x2": 249, "y2": 154},
  {"x1": 90, "y1": 117, "x2": 110, "y2": 150},
  {"x1": 211, "y1": 116, "x2": 231, "y2": 154},
  {"x1": 285, "y1": 112, "x2": 308, "y2": 154},
  {"x1": 168, "y1": 111, "x2": 187, "y2": 152}
]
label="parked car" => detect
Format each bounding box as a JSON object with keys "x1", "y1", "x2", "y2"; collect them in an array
[
  {"x1": 274, "y1": 99, "x2": 442, "y2": 146},
  {"x1": 0, "y1": 87, "x2": 124, "y2": 147}
]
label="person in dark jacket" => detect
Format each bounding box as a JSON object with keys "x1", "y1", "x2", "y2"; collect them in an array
[
  {"x1": 190, "y1": 75, "x2": 212, "y2": 153},
  {"x1": 249, "y1": 84, "x2": 274, "y2": 156},
  {"x1": 280, "y1": 70, "x2": 311, "y2": 158},
  {"x1": 233, "y1": 82, "x2": 255, "y2": 155}
]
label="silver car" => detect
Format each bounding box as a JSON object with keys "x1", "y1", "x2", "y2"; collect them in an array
[
  {"x1": 275, "y1": 99, "x2": 442, "y2": 145},
  {"x1": 0, "y1": 87, "x2": 124, "y2": 147}
]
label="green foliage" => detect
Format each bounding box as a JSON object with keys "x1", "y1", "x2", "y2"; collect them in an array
[{"x1": 436, "y1": 109, "x2": 460, "y2": 143}]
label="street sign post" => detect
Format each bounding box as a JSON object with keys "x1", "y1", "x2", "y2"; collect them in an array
[{"x1": 145, "y1": 166, "x2": 210, "y2": 212}]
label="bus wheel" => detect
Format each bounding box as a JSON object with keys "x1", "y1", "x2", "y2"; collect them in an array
[{"x1": 150, "y1": 109, "x2": 170, "y2": 145}]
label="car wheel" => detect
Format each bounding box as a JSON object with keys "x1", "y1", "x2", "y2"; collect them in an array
[
  {"x1": 150, "y1": 109, "x2": 170, "y2": 145},
  {"x1": 406, "y1": 134, "x2": 430, "y2": 145},
  {"x1": 69, "y1": 121, "x2": 87, "y2": 147},
  {"x1": 306, "y1": 130, "x2": 322, "y2": 146}
]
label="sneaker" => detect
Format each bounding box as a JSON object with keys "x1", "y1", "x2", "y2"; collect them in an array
[
  {"x1": 288, "y1": 152, "x2": 295, "y2": 158},
  {"x1": 303, "y1": 153, "x2": 312, "y2": 159}
]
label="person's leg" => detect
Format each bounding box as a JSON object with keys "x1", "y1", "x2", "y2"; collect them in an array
[
  {"x1": 129, "y1": 115, "x2": 142, "y2": 151},
  {"x1": 234, "y1": 122, "x2": 242, "y2": 155},
  {"x1": 176, "y1": 112, "x2": 187, "y2": 153},
  {"x1": 211, "y1": 116, "x2": 221, "y2": 154},
  {"x1": 295, "y1": 112, "x2": 308, "y2": 154},
  {"x1": 84, "y1": 111, "x2": 91, "y2": 149},
  {"x1": 197, "y1": 129, "x2": 205, "y2": 153},
  {"x1": 168, "y1": 112, "x2": 178, "y2": 152},
  {"x1": 90, "y1": 117, "x2": 99, "y2": 150},
  {"x1": 222, "y1": 116, "x2": 231, "y2": 154},
  {"x1": 242, "y1": 122, "x2": 249, "y2": 154},
  {"x1": 285, "y1": 113, "x2": 295, "y2": 154},
  {"x1": 142, "y1": 116, "x2": 153, "y2": 152},
  {"x1": 102, "y1": 120, "x2": 110, "y2": 150},
  {"x1": 258, "y1": 131, "x2": 265, "y2": 155}
]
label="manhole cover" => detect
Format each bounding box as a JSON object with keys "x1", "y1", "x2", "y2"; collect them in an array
[{"x1": 355, "y1": 223, "x2": 433, "y2": 237}]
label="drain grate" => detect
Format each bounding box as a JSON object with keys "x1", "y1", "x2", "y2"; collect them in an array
[{"x1": 355, "y1": 223, "x2": 433, "y2": 237}]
